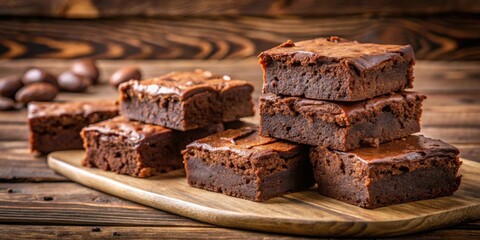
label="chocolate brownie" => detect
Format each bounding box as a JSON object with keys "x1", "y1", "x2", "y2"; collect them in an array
[
  {"x1": 260, "y1": 91, "x2": 425, "y2": 151},
  {"x1": 258, "y1": 37, "x2": 415, "y2": 101},
  {"x1": 119, "y1": 69, "x2": 254, "y2": 131},
  {"x1": 28, "y1": 101, "x2": 118, "y2": 154},
  {"x1": 183, "y1": 127, "x2": 314, "y2": 201},
  {"x1": 81, "y1": 116, "x2": 223, "y2": 177},
  {"x1": 309, "y1": 135, "x2": 462, "y2": 208}
]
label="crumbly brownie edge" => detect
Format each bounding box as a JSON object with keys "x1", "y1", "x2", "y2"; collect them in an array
[
  {"x1": 81, "y1": 123, "x2": 224, "y2": 177},
  {"x1": 259, "y1": 94, "x2": 424, "y2": 150},
  {"x1": 185, "y1": 156, "x2": 260, "y2": 200},
  {"x1": 309, "y1": 147, "x2": 462, "y2": 208},
  {"x1": 120, "y1": 85, "x2": 222, "y2": 131},
  {"x1": 221, "y1": 85, "x2": 255, "y2": 122},
  {"x1": 309, "y1": 147, "x2": 370, "y2": 207},
  {"x1": 184, "y1": 145, "x2": 314, "y2": 201},
  {"x1": 366, "y1": 157, "x2": 461, "y2": 208},
  {"x1": 29, "y1": 115, "x2": 87, "y2": 154},
  {"x1": 29, "y1": 109, "x2": 118, "y2": 154},
  {"x1": 81, "y1": 130, "x2": 144, "y2": 176},
  {"x1": 81, "y1": 130, "x2": 184, "y2": 177},
  {"x1": 260, "y1": 53, "x2": 414, "y2": 101}
]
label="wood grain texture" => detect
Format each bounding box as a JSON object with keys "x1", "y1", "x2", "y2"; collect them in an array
[
  {"x1": 2, "y1": 224, "x2": 480, "y2": 240},
  {"x1": 420, "y1": 127, "x2": 480, "y2": 144},
  {"x1": 455, "y1": 144, "x2": 480, "y2": 162},
  {"x1": 0, "y1": 182, "x2": 205, "y2": 226},
  {"x1": 0, "y1": 142, "x2": 67, "y2": 182},
  {"x1": 0, "y1": 123, "x2": 28, "y2": 141},
  {"x1": 0, "y1": 15, "x2": 478, "y2": 60},
  {"x1": 0, "y1": 158, "x2": 65, "y2": 182},
  {"x1": 47, "y1": 151, "x2": 480, "y2": 237},
  {"x1": 0, "y1": 0, "x2": 479, "y2": 18},
  {"x1": 0, "y1": 225, "x2": 311, "y2": 240}
]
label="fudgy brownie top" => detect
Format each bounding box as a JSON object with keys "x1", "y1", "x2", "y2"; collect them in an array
[
  {"x1": 28, "y1": 101, "x2": 118, "y2": 119},
  {"x1": 258, "y1": 37, "x2": 415, "y2": 71},
  {"x1": 343, "y1": 135, "x2": 459, "y2": 163},
  {"x1": 339, "y1": 91, "x2": 423, "y2": 115},
  {"x1": 187, "y1": 127, "x2": 301, "y2": 159},
  {"x1": 261, "y1": 91, "x2": 425, "y2": 126},
  {"x1": 120, "y1": 69, "x2": 253, "y2": 99},
  {"x1": 83, "y1": 116, "x2": 171, "y2": 142}
]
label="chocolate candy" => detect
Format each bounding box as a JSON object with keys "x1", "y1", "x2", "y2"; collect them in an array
[
  {"x1": 15, "y1": 83, "x2": 58, "y2": 104},
  {"x1": 21, "y1": 68, "x2": 58, "y2": 87},
  {"x1": 0, "y1": 96, "x2": 15, "y2": 110},
  {"x1": 0, "y1": 75, "x2": 23, "y2": 99},
  {"x1": 109, "y1": 66, "x2": 142, "y2": 88},
  {"x1": 57, "y1": 71, "x2": 91, "y2": 92},
  {"x1": 71, "y1": 59, "x2": 100, "y2": 84}
]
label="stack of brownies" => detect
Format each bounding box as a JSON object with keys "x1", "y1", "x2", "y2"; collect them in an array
[
  {"x1": 28, "y1": 36, "x2": 462, "y2": 209},
  {"x1": 255, "y1": 37, "x2": 462, "y2": 208},
  {"x1": 80, "y1": 69, "x2": 255, "y2": 177}
]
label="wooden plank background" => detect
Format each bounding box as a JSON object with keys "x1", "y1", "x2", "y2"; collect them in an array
[
  {"x1": 1, "y1": 0, "x2": 479, "y2": 18},
  {"x1": 0, "y1": 0, "x2": 479, "y2": 60}
]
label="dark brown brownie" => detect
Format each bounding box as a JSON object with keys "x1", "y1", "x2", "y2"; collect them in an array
[
  {"x1": 260, "y1": 91, "x2": 425, "y2": 151},
  {"x1": 28, "y1": 101, "x2": 118, "y2": 154},
  {"x1": 258, "y1": 37, "x2": 415, "y2": 101},
  {"x1": 119, "y1": 69, "x2": 254, "y2": 131},
  {"x1": 183, "y1": 127, "x2": 314, "y2": 201},
  {"x1": 309, "y1": 135, "x2": 462, "y2": 208},
  {"x1": 81, "y1": 116, "x2": 223, "y2": 177}
]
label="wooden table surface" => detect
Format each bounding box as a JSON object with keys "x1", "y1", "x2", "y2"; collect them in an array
[{"x1": 0, "y1": 59, "x2": 479, "y2": 239}]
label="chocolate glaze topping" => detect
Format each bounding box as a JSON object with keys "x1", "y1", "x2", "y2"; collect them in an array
[
  {"x1": 123, "y1": 69, "x2": 251, "y2": 99},
  {"x1": 28, "y1": 101, "x2": 118, "y2": 119},
  {"x1": 262, "y1": 91, "x2": 425, "y2": 126},
  {"x1": 340, "y1": 135, "x2": 459, "y2": 163},
  {"x1": 260, "y1": 37, "x2": 415, "y2": 71},
  {"x1": 337, "y1": 91, "x2": 424, "y2": 116},
  {"x1": 189, "y1": 127, "x2": 300, "y2": 158},
  {"x1": 83, "y1": 116, "x2": 170, "y2": 142}
]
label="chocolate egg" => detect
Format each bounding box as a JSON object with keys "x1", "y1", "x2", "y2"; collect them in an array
[
  {"x1": 109, "y1": 66, "x2": 142, "y2": 88},
  {"x1": 15, "y1": 83, "x2": 58, "y2": 104},
  {"x1": 71, "y1": 59, "x2": 100, "y2": 84},
  {"x1": 21, "y1": 68, "x2": 58, "y2": 87},
  {"x1": 0, "y1": 75, "x2": 23, "y2": 99},
  {"x1": 58, "y1": 71, "x2": 91, "y2": 92}
]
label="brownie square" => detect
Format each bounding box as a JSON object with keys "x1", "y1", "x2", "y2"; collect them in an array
[
  {"x1": 258, "y1": 37, "x2": 415, "y2": 101},
  {"x1": 183, "y1": 127, "x2": 314, "y2": 201},
  {"x1": 119, "y1": 69, "x2": 254, "y2": 131},
  {"x1": 28, "y1": 101, "x2": 118, "y2": 154},
  {"x1": 260, "y1": 91, "x2": 425, "y2": 151},
  {"x1": 309, "y1": 135, "x2": 462, "y2": 208},
  {"x1": 81, "y1": 116, "x2": 223, "y2": 177}
]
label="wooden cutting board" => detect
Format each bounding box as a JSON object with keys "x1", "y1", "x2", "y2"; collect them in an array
[{"x1": 48, "y1": 150, "x2": 480, "y2": 237}]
